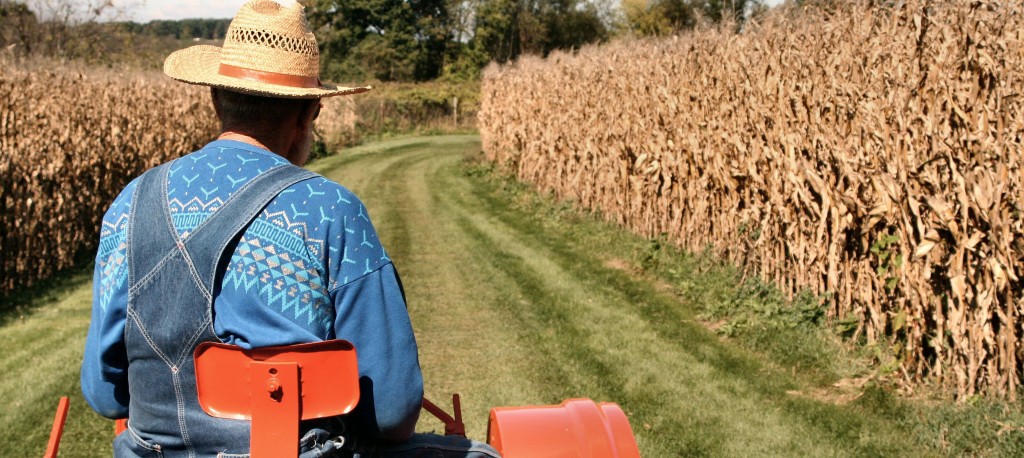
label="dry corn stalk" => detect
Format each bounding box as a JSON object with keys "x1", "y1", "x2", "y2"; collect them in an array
[
  {"x1": 479, "y1": 0, "x2": 1024, "y2": 398},
  {"x1": 0, "y1": 61, "x2": 218, "y2": 294}
]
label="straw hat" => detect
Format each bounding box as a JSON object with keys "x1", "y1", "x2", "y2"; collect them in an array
[{"x1": 163, "y1": 0, "x2": 369, "y2": 99}]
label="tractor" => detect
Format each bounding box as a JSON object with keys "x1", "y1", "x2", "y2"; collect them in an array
[{"x1": 43, "y1": 340, "x2": 641, "y2": 457}]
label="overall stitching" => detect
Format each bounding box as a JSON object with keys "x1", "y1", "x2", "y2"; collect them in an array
[
  {"x1": 125, "y1": 163, "x2": 171, "y2": 302},
  {"x1": 125, "y1": 420, "x2": 163, "y2": 453},
  {"x1": 128, "y1": 249, "x2": 182, "y2": 298},
  {"x1": 173, "y1": 317, "x2": 213, "y2": 369},
  {"x1": 124, "y1": 311, "x2": 134, "y2": 353},
  {"x1": 161, "y1": 163, "x2": 213, "y2": 303},
  {"x1": 126, "y1": 173, "x2": 144, "y2": 295},
  {"x1": 126, "y1": 309, "x2": 176, "y2": 368},
  {"x1": 171, "y1": 370, "x2": 196, "y2": 458},
  {"x1": 176, "y1": 241, "x2": 213, "y2": 303},
  {"x1": 128, "y1": 164, "x2": 183, "y2": 298}
]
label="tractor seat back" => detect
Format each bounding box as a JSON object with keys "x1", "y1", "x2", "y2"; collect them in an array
[{"x1": 193, "y1": 340, "x2": 360, "y2": 458}]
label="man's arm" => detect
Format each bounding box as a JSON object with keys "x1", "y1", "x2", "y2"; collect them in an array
[
  {"x1": 81, "y1": 181, "x2": 137, "y2": 419},
  {"x1": 80, "y1": 262, "x2": 130, "y2": 419},
  {"x1": 331, "y1": 263, "x2": 423, "y2": 441}
]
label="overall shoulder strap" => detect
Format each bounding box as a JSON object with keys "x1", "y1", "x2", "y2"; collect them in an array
[
  {"x1": 127, "y1": 162, "x2": 177, "y2": 290},
  {"x1": 128, "y1": 161, "x2": 317, "y2": 298},
  {"x1": 183, "y1": 164, "x2": 318, "y2": 297}
]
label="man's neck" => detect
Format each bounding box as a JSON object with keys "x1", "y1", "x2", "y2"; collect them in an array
[
  {"x1": 218, "y1": 128, "x2": 305, "y2": 165},
  {"x1": 219, "y1": 133, "x2": 278, "y2": 153}
]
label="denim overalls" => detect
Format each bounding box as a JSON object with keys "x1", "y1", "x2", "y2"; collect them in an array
[
  {"x1": 115, "y1": 157, "x2": 501, "y2": 458},
  {"x1": 116, "y1": 160, "x2": 316, "y2": 457}
]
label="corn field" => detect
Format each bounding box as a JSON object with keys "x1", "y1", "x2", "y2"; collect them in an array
[
  {"x1": 0, "y1": 59, "x2": 472, "y2": 296},
  {"x1": 479, "y1": 0, "x2": 1024, "y2": 398},
  {"x1": 0, "y1": 61, "x2": 217, "y2": 295}
]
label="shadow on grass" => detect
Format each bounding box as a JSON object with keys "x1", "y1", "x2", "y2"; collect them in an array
[{"x1": 0, "y1": 261, "x2": 93, "y2": 328}]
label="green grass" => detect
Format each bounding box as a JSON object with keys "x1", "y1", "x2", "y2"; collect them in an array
[
  {"x1": 0, "y1": 269, "x2": 113, "y2": 457},
  {"x1": 3, "y1": 134, "x2": 1024, "y2": 456}
]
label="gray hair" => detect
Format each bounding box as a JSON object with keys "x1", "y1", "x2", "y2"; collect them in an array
[{"x1": 213, "y1": 89, "x2": 314, "y2": 130}]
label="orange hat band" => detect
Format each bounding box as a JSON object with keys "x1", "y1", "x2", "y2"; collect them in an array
[{"x1": 218, "y1": 63, "x2": 321, "y2": 89}]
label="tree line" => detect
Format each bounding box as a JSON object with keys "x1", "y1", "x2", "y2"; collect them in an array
[
  {"x1": 2, "y1": 0, "x2": 772, "y2": 81},
  {"x1": 308, "y1": 0, "x2": 770, "y2": 82},
  {"x1": 119, "y1": 19, "x2": 233, "y2": 41},
  {"x1": 1, "y1": 0, "x2": 234, "y2": 59}
]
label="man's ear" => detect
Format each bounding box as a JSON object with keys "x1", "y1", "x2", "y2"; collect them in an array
[
  {"x1": 296, "y1": 98, "x2": 319, "y2": 132},
  {"x1": 210, "y1": 87, "x2": 222, "y2": 119}
]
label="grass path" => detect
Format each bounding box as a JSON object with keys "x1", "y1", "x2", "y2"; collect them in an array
[
  {"x1": 4, "y1": 135, "x2": 922, "y2": 456},
  {"x1": 313, "y1": 135, "x2": 915, "y2": 456}
]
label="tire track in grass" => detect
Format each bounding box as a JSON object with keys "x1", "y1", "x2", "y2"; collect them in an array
[
  {"x1": 318, "y1": 136, "x2": 540, "y2": 440},
  {"x1": 472, "y1": 190, "x2": 907, "y2": 455},
  {"x1": 441, "y1": 188, "x2": 825, "y2": 456},
  {"x1": 398, "y1": 140, "x2": 747, "y2": 455},
  {"x1": 524, "y1": 211, "x2": 909, "y2": 454}
]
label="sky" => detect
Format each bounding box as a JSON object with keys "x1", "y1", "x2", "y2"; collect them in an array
[
  {"x1": 123, "y1": 0, "x2": 784, "y2": 23},
  {"x1": 123, "y1": 0, "x2": 282, "y2": 22}
]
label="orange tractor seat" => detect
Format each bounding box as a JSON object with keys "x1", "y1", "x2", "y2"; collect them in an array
[
  {"x1": 193, "y1": 340, "x2": 360, "y2": 458},
  {"x1": 193, "y1": 340, "x2": 642, "y2": 457}
]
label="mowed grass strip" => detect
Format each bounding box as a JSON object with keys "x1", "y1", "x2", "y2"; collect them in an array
[
  {"x1": 319, "y1": 135, "x2": 542, "y2": 439},
  {"x1": 446, "y1": 156, "x2": 916, "y2": 455}
]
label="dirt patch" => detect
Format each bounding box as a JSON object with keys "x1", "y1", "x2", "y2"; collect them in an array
[
  {"x1": 603, "y1": 257, "x2": 677, "y2": 294},
  {"x1": 786, "y1": 375, "x2": 873, "y2": 405},
  {"x1": 704, "y1": 319, "x2": 728, "y2": 332},
  {"x1": 603, "y1": 258, "x2": 633, "y2": 272}
]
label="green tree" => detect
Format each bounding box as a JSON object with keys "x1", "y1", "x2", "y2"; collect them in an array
[
  {"x1": 541, "y1": 0, "x2": 608, "y2": 54},
  {"x1": 306, "y1": 0, "x2": 451, "y2": 82},
  {"x1": 436, "y1": 0, "x2": 483, "y2": 81},
  {"x1": 470, "y1": 0, "x2": 517, "y2": 63},
  {"x1": 622, "y1": 0, "x2": 764, "y2": 36},
  {"x1": 0, "y1": 1, "x2": 38, "y2": 55},
  {"x1": 466, "y1": 0, "x2": 608, "y2": 65}
]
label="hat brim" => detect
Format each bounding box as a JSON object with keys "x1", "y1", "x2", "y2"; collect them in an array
[{"x1": 164, "y1": 45, "x2": 370, "y2": 99}]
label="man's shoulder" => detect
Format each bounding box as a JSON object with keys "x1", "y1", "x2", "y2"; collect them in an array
[
  {"x1": 101, "y1": 176, "x2": 143, "y2": 233},
  {"x1": 278, "y1": 175, "x2": 361, "y2": 205},
  {"x1": 260, "y1": 175, "x2": 374, "y2": 242},
  {"x1": 246, "y1": 174, "x2": 388, "y2": 292}
]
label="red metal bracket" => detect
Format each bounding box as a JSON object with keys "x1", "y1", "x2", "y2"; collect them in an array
[
  {"x1": 250, "y1": 361, "x2": 300, "y2": 458},
  {"x1": 422, "y1": 394, "x2": 466, "y2": 437}
]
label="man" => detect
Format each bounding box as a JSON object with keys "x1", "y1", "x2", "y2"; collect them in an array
[{"x1": 80, "y1": 1, "x2": 498, "y2": 456}]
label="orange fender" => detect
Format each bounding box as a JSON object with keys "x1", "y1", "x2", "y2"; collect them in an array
[{"x1": 487, "y1": 399, "x2": 640, "y2": 457}]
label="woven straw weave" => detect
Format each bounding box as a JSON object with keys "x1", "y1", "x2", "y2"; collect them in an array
[{"x1": 220, "y1": 1, "x2": 320, "y2": 77}]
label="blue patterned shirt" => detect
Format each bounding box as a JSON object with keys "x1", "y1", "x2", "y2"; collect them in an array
[{"x1": 81, "y1": 140, "x2": 423, "y2": 440}]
